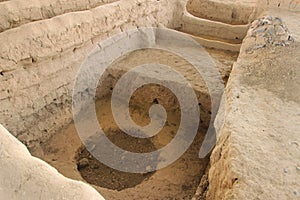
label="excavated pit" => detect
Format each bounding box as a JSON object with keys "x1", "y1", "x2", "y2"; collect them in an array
[
  {"x1": 31, "y1": 47, "x2": 238, "y2": 199},
  {"x1": 1, "y1": 0, "x2": 300, "y2": 199},
  {"x1": 0, "y1": 4, "x2": 241, "y2": 197},
  {"x1": 0, "y1": 2, "x2": 243, "y2": 197}
]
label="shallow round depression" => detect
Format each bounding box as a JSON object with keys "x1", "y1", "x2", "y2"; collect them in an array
[
  {"x1": 75, "y1": 83, "x2": 181, "y2": 191},
  {"x1": 75, "y1": 131, "x2": 155, "y2": 191}
]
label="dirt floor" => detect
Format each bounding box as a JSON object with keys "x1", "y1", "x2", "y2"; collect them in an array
[
  {"x1": 32, "y1": 98, "x2": 209, "y2": 199},
  {"x1": 31, "y1": 47, "x2": 238, "y2": 200}
]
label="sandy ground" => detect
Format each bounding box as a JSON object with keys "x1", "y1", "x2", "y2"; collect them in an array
[{"x1": 31, "y1": 47, "x2": 237, "y2": 200}]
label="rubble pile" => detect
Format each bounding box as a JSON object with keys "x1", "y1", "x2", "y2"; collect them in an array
[{"x1": 247, "y1": 16, "x2": 294, "y2": 50}]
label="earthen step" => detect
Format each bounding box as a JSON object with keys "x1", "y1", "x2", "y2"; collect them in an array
[
  {"x1": 186, "y1": 0, "x2": 257, "y2": 25},
  {"x1": 181, "y1": 32, "x2": 241, "y2": 52},
  {"x1": 180, "y1": 11, "x2": 250, "y2": 43},
  {"x1": 195, "y1": 33, "x2": 243, "y2": 44}
]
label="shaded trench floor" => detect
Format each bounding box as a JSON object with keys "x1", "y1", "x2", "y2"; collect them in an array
[{"x1": 31, "y1": 48, "x2": 238, "y2": 200}]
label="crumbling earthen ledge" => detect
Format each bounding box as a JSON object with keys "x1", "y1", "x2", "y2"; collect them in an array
[
  {"x1": 0, "y1": 0, "x2": 118, "y2": 32},
  {"x1": 0, "y1": 124, "x2": 105, "y2": 200},
  {"x1": 206, "y1": 9, "x2": 300, "y2": 200},
  {"x1": 0, "y1": 0, "x2": 178, "y2": 147}
]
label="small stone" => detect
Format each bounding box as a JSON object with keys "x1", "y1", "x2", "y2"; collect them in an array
[
  {"x1": 279, "y1": 35, "x2": 289, "y2": 41},
  {"x1": 273, "y1": 41, "x2": 283, "y2": 46},
  {"x1": 296, "y1": 166, "x2": 300, "y2": 171},
  {"x1": 253, "y1": 44, "x2": 266, "y2": 50},
  {"x1": 251, "y1": 19, "x2": 260, "y2": 28},
  {"x1": 288, "y1": 35, "x2": 295, "y2": 42},
  {"x1": 77, "y1": 158, "x2": 89, "y2": 170},
  {"x1": 264, "y1": 15, "x2": 273, "y2": 21},
  {"x1": 284, "y1": 168, "x2": 289, "y2": 173},
  {"x1": 262, "y1": 17, "x2": 272, "y2": 25},
  {"x1": 89, "y1": 144, "x2": 96, "y2": 151},
  {"x1": 268, "y1": 26, "x2": 275, "y2": 35},
  {"x1": 275, "y1": 25, "x2": 286, "y2": 35},
  {"x1": 273, "y1": 17, "x2": 283, "y2": 25},
  {"x1": 252, "y1": 26, "x2": 267, "y2": 35},
  {"x1": 246, "y1": 49, "x2": 254, "y2": 54},
  {"x1": 294, "y1": 191, "x2": 298, "y2": 196}
]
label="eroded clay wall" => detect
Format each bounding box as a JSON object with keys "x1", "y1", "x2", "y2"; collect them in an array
[
  {"x1": 0, "y1": 0, "x2": 179, "y2": 148},
  {"x1": 0, "y1": 124, "x2": 104, "y2": 200},
  {"x1": 0, "y1": 0, "x2": 118, "y2": 32},
  {"x1": 206, "y1": 9, "x2": 300, "y2": 200}
]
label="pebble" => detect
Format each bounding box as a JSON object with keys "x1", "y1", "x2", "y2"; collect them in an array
[
  {"x1": 273, "y1": 17, "x2": 283, "y2": 25},
  {"x1": 275, "y1": 25, "x2": 286, "y2": 35},
  {"x1": 284, "y1": 168, "x2": 289, "y2": 173},
  {"x1": 294, "y1": 191, "x2": 298, "y2": 196},
  {"x1": 268, "y1": 27, "x2": 275, "y2": 35},
  {"x1": 296, "y1": 166, "x2": 300, "y2": 171},
  {"x1": 288, "y1": 35, "x2": 295, "y2": 42},
  {"x1": 89, "y1": 144, "x2": 96, "y2": 151},
  {"x1": 253, "y1": 26, "x2": 267, "y2": 34},
  {"x1": 77, "y1": 158, "x2": 89, "y2": 170},
  {"x1": 253, "y1": 43, "x2": 266, "y2": 50}
]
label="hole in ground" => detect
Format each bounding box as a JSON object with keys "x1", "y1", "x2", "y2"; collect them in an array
[
  {"x1": 31, "y1": 48, "x2": 238, "y2": 199},
  {"x1": 75, "y1": 142, "x2": 155, "y2": 191}
]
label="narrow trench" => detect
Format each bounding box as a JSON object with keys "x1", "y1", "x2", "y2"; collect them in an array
[
  {"x1": 32, "y1": 45, "x2": 238, "y2": 199},
  {"x1": 186, "y1": 0, "x2": 253, "y2": 25}
]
